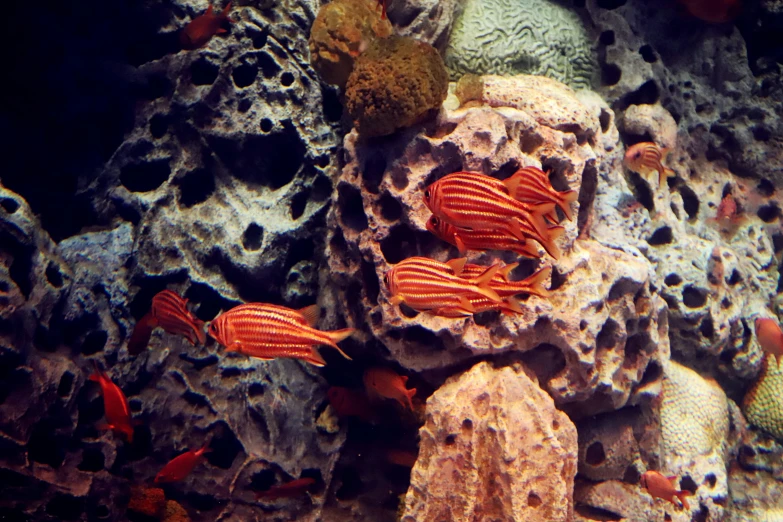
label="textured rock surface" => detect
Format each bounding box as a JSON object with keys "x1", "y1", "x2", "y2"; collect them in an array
[
  {"x1": 444, "y1": 0, "x2": 596, "y2": 89},
  {"x1": 328, "y1": 75, "x2": 666, "y2": 417},
  {"x1": 743, "y1": 356, "x2": 783, "y2": 440},
  {"x1": 402, "y1": 362, "x2": 577, "y2": 522}
]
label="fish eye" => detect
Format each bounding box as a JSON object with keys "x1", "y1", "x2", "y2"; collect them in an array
[
  {"x1": 424, "y1": 189, "x2": 431, "y2": 200},
  {"x1": 430, "y1": 216, "x2": 439, "y2": 226},
  {"x1": 634, "y1": 151, "x2": 641, "y2": 159},
  {"x1": 383, "y1": 274, "x2": 389, "y2": 286}
]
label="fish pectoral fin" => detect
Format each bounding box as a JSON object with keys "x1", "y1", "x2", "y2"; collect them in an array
[
  {"x1": 446, "y1": 257, "x2": 467, "y2": 276},
  {"x1": 304, "y1": 348, "x2": 327, "y2": 367},
  {"x1": 389, "y1": 295, "x2": 405, "y2": 305},
  {"x1": 298, "y1": 304, "x2": 321, "y2": 327},
  {"x1": 456, "y1": 296, "x2": 476, "y2": 313},
  {"x1": 216, "y1": 27, "x2": 228, "y2": 34},
  {"x1": 453, "y1": 234, "x2": 468, "y2": 256},
  {"x1": 226, "y1": 340, "x2": 244, "y2": 353}
]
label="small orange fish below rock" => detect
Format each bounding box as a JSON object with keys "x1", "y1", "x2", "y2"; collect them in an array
[
  {"x1": 364, "y1": 367, "x2": 416, "y2": 410},
  {"x1": 677, "y1": 0, "x2": 741, "y2": 23},
  {"x1": 208, "y1": 303, "x2": 354, "y2": 367},
  {"x1": 327, "y1": 386, "x2": 375, "y2": 420},
  {"x1": 128, "y1": 290, "x2": 206, "y2": 355},
  {"x1": 623, "y1": 142, "x2": 675, "y2": 187},
  {"x1": 755, "y1": 317, "x2": 783, "y2": 365},
  {"x1": 180, "y1": 3, "x2": 233, "y2": 50},
  {"x1": 89, "y1": 363, "x2": 136, "y2": 443},
  {"x1": 640, "y1": 471, "x2": 694, "y2": 510},
  {"x1": 155, "y1": 439, "x2": 212, "y2": 484},
  {"x1": 256, "y1": 477, "x2": 316, "y2": 500}
]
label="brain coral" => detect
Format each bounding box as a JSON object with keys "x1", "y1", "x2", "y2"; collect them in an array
[
  {"x1": 744, "y1": 356, "x2": 783, "y2": 441},
  {"x1": 661, "y1": 361, "x2": 729, "y2": 459},
  {"x1": 345, "y1": 35, "x2": 449, "y2": 137},
  {"x1": 444, "y1": 0, "x2": 596, "y2": 89}
]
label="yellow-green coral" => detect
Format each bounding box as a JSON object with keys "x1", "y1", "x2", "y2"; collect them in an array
[
  {"x1": 661, "y1": 361, "x2": 729, "y2": 458},
  {"x1": 345, "y1": 35, "x2": 449, "y2": 137},
  {"x1": 743, "y1": 356, "x2": 783, "y2": 441}
]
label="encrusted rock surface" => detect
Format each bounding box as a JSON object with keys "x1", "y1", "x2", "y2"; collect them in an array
[
  {"x1": 402, "y1": 362, "x2": 577, "y2": 522},
  {"x1": 743, "y1": 356, "x2": 783, "y2": 440}
]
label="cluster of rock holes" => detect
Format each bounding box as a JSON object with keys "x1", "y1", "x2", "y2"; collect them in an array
[{"x1": 120, "y1": 159, "x2": 171, "y2": 193}]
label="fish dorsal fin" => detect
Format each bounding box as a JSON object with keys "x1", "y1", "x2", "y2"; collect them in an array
[
  {"x1": 298, "y1": 304, "x2": 320, "y2": 327},
  {"x1": 470, "y1": 264, "x2": 502, "y2": 302},
  {"x1": 498, "y1": 262, "x2": 518, "y2": 281},
  {"x1": 667, "y1": 475, "x2": 678, "y2": 485},
  {"x1": 503, "y1": 173, "x2": 522, "y2": 196},
  {"x1": 400, "y1": 375, "x2": 408, "y2": 384},
  {"x1": 446, "y1": 258, "x2": 467, "y2": 275},
  {"x1": 206, "y1": 4, "x2": 214, "y2": 14}
]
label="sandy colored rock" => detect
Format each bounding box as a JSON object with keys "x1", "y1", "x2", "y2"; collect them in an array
[
  {"x1": 622, "y1": 103, "x2": 678, "y2": 151},
  {"x1": 744, "y1": 356, "x2": 783, "y2": 441},
  {"x1": 402, "y1": 362, "x2": 577, "y2": 522}
]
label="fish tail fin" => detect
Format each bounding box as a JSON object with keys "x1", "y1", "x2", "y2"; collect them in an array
[
  {"x1": 304, "y1": 348, "x2": 327, "y2": 367},
  {"x1": 298, "y1": 304, "x2": 321, "y2": 327},
  {"x1": 405, "y1": 388, "x2": 417, "y2": 410},
  {"x1": 525, "y1": 266, "x2": 552, "y2": 298},
  {"x1": 324, "y1": 327, "x2": 355, "y2": 345},
  {"x1": 676, "y1": 490, "x2": 693, "y2": 510},
  {"x1": 538, "y1": 226, "x2": 565, "y2": 260},
  {"x1": 559, "y1": 190, "x2": 578, "y2": 221},
  {"x1": 526, "y1": 206, "x2": 555, "y2": 243},
  {"x1": 192, "y1": 318, "x2": 207, "y2": 345},
  {"x1": 470, "y1": 265, "x2": 503, "y2": 302},
  {"x1": 127, "y1": 313, "x2": 157, "y2": 355},
  {"x1": 498, "y1": 262, "x2": 519, "y2": 281}
]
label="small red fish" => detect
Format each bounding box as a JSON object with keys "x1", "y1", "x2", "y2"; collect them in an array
[
  {"x1": 327, "y1": 386, "x2": 375, "y2": 420},
  {"x1": 128, "y1": 290, "x2": 206, "y2": 355},
  {"x1": 623, "y1": 142, "x2": 675, "y2": 186},
  {"x1": 256, "y1": 477, "x2": 316, "y2": 500},
  {"x1": 88, "y1": 363, "x2": 135, "y2": 443},
  {"x1": 180, "y1": 3, "x2": 232, "y2": 50},
  {"x1": 640, "y1": 471, "x2": 694, "y2": 510},
  {"x1": 384, "y1": 257, "x2": 503, "y2": 315},
  {"x1": 364, "y1": 367, "x2": 416, "y2": 410},
  {"x1": 755, "y1": 317, "x2": 783, "y2": 365},
  {"x1": 155, "y1": 440, "x2": 212, "y2": 484},
  {"x1": 423, "y1": 172, "x2": 556, "y2": 250},
  {"x1": 677, "y1": 0, "x2": 741, "y2": 23},
  {"x1": 208, "y1": 303, "x2": 354, "y2": 367},
  {"x1": 505, "y1": 167, "x2": 578, "y2": 222}
]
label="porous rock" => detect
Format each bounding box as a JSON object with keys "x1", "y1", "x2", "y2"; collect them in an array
[
  {"x1": 444, "y1": 0, "x2": 597, "y2": 89},
  {"x1": 743, "y1": 356, "x2": 783, "y2": 441},
  {"x1": 328, "y1": 75, "x2": 667, "y2": 417},
  {"x1": 401, "y1": 362, "x2": 577, "y2": 522}
]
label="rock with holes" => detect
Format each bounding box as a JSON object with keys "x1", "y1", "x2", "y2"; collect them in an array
[
  {"x1": 743, "y1": 356, "x2": 783, "y2": 441},
  {"x1": 444, "y1": 0, "x2": 597, "y2": 89},
  {"x1": 620, "y1": 102, "x2": 678, "y2": 151},
  {"x1": 729, "y1": 455, "x2": 783, "y2": 521},
  {"x1": 574, "y1": 479, "x2": 668, "y2": 522},
  {"x1": 327, "y1": 76, "x2": 667, "y2": 417},
  {"x1": 402, "y1": 362, "x2": 577, "y2": 522},
  {"x1": 391, "y1": 0, "x2": 460, "y2": 51}
]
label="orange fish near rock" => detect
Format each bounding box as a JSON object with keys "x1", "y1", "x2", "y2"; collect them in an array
[
  {"x1": 89, "y1": 364, "x2": 135, "y2": 443},
  {"x1": 180, "y1": 3, "x2": 232, "y2": 50},
  {"x1": 624, "y1": 142, "x2": 675, "y2": 186},
  {"x1": 256, "y1": 477, "x2": 316, "y2": 500},
  {"x1": 364, "y1": 367, "x2": 416, "y2": 410},
  {"x1": 208, "y1": 303, "x2": 354, "y2": 367},
  {"x1": 384, "y1": 256, "x2": 503, "y2": 314},
  {"x1": 327, "y1": 386, "x2": 375, "y2": 420},
  {"x1": 678, "y1": 0, "x2": 741, "y2": 23},
  {"x1": 640, "y1": 471, "x2": 693, "y2": 510},
  {"x1": 505, "y1": 167, "x2": 578, "y2": 222},
  {"x1": 755, "y1": 317, "x2": 783, "y2": 365},
  {"x1": 155, "y1": 440, "x2": 212, "y2": 484},
  {"x1": 128, "y1": 290, "x2": 206, "y2": 355}
]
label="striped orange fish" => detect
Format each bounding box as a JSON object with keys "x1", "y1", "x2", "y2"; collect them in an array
[
  {"x1": 430, "y1": 295, "x2": 524, "y2": 317},
  {"x1": 208, "y1": 303, "x2": 354, "y2": 367},
  {"x1": 383, "y1": 256, "x2": 503, "y2": 314},
  {"x1": 505, "y1": 167, "x2": 578, "y2": 222},
  {"x1": 423, "y1": 172, "x2": 554, "y2": 244},
  {"x1": 88, "y1": 363, "x2": 135, "y2": 442},
  {"x1": 624, "y1": 142, "x2": 675, "y2": 186},
  {"x1": 128, "y1": 290, "x2": 206, "y2": 355},
  {"x1": 459, "y1": 264, "x2": 551, "y2": 299},
  {"x1": 426, "y1": 215, "x2": 564, "y2": 259}
]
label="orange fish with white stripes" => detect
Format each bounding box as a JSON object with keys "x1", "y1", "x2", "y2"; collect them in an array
[
  {"x1": 383, "y1": 256, "x2": 503, "y2": 315},
  {"x1": 88, "y1": 363, "x2": 135, "y2": 443},
  {"x1": 423, "y1": 171, "x2": 555, "y2": 245},
  {"x1": 426, "y1": 215, "x2": 563, "y2": 259},
  {"x1": 208, "y1": 303, "x2": 354, "y2": 367},
  {"x1": 505, "y1": 167, "x2": 578, "y2": 222},
  {"x1": 128, "y1": 290, "x2": 206, "y2": 355},
  {"x1": 624, "y1": 142, "x2": 675, "y2": 186}
]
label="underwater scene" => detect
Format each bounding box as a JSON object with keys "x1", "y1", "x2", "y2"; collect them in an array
[{"x1": 1, "y1": 0, "x2": 782, "y2": 520}]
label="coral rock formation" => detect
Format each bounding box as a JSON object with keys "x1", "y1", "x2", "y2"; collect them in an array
[
  {"x1": 402, "y1": 362, "x2": 577, "y2": 522},
  {"x1": 345, "y1": 35, "x2": 448, "y2": 137},
  {"x1": 743, "y1": 356, "x2": 783, "y2": 440}
]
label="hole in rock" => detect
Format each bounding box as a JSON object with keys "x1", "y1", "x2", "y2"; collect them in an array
[
  {"x1": 252, "y1": 31, "x2": 268, "y2": 49},
  {"x1": 46, "y1": 495, "x2": 83, "y2": 521},
  {"x1": 176, "y1": 168, "x2": 215, "y2": 208},
  {"x1": 237, "y1": 98, "x2": 251, "y2": 113},
  {"x1": 379, "y1": 192, "x2": 402, "y2": 222},
  {"x1": 620, "y1": 80, "x2": 659, "y2": 109},
  {"x1": 27, "y1": 419, "x2": 66, "y2": 468},
  {"x1": 520, "y1": 344, "x2": 565, "y2": 386},
  {"x1": 757, "y1": 178, "x2": 775, "y2": 197},
  {"x1": 628, "y1": 172, "x2": 654, "y2": 212},
  {"x1": 700, "y1": 317, "x2": 715, "y2": 339},
  {"x1": 596, "y1": 319, "x2": 619, "y2": 350},
  {"x1": 601, "y1": 63, "x2": 621, "y2": 86},
  {"x1": 639, "y1": 45, "x2": 657, "y2": 63},
  {"x1": 191, "y1": 58, "x2": 220, "y2": 85},
  {"x1": 753, "y1": 126, "x2": 771, "y2": 141},
  {"x1": 120, "y1": 160, "x2": 170, "y2": 192},
  {"x1": 444, "y1": 434, "x2": 456, "y2": 445},
  {"x1": 81, "y1": 331, "x2": 108, "y2": 356},
  {"x1": 647, "y1": 226, "x2": 673, "y2": 246},
  {"x1": 57, "y1": 372, "x2": 74, "y2": 398},
  {"x1": 206, "y1": 422, "x2": 243, "y2": 469},
  {"x1": 597, "y1": 0, "x2": 626, "y2": 8},
  {"x1": 290, "y1": 190, "x2": 309, "y2": 220},
  {"x1": 462, "y1": 419, "x2": 473, "y2": 431},
  {"x1": 575, "y1": 504, "x2": 623, "y2": 521},
  {"x1": 625, "y1": 332, "x2": 651, "y2": 366},
  {"x1": 623, "y1": 465, "x2": 640, "y2": 483},
  {"x1": 678, "y1": 185, "x2": 699, "y2": 220},
  {"x1": 664, "y1": 273, "x2": 682, "y2": 286},
  {"x1": 335, "y1": 466, "x2": 364, "y2": 500},
  {"x1": 149, "y1": 114, "x2": 168, "y2": 138},
  {"x1": 232, "y1": 64, "x2": 258, "y2": 88},
  {"x1": 94, "y1": 505, "x2": 110, "y2": 519},
  {"x1": 528, "y1": 492, "x2": 542, "y2": 508},
  {"x1": 46, "y1": 262, "x2": 64, "y2": 288},
  {"x1": 78, "y1": 448, "x2": 104, "y2": 472},
  {"x1": 281, "y1": 72, "x2": 295, "y2": 86},
  {"x1": 757, "y1": 203, "x2": 780, "y2": 222},
  {"x1": 599, "y1": 30, "x2": 615, "y2": 46},
  {"x1": 599, "y1": 109, "x2": 611, "y2": 133},
  {"x1": 260, "y1": 118, "x2": 274, "y2": 132},
  {"x1": 380, "y1": 225, "x2": 420, "y2": 264},
  {"x1": 608, "y1": 278, "x2": 637, "y2": 301},
  {"x1": 0, "y1": 198, "x2": 19, "y2": 214},
  {"x1": 680, "y1": 474, "x2": 698, "y2": 493},
  {"x1": 184, "y1": 492, "x2": 219, "y2": 512},
  {"x1": 727, "y1": 269, "x2": 741, "y2": 286},
  {"x1": 682, "y1": 286, "x2": 707, "y2": 308},
  {"x1": 363, "y1": 153, "x2": 387, "y2": 194},
  {"x1": 705, "y1": 473, "x2": 717, "y2": 488},
  {"x1": 258, "y1": 52, "x2": 282, "y2": 78},
  {"x1": 337, "y1": 184, "x2": 368, "y2": 232},
  {"x1": 585, "y1": 442, "x2": 606, "y2": 465},
  {"x1": 322, "y1": 86, "x2": 343, "y2": 122},
  {"x1": 361, "y1": 260, "x2": 380, "y2": 305},
  {"x1": 402, "y1": 325, "x2": 444, "y2": 351}
]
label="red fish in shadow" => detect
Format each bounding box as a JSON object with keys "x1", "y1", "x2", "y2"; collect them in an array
[
  {"x1": 256, "y1": 477, "x2": 316, "y2": 500},
  {"x1": 180, "y1": 3, "x2": 233, "y2": 50},
  {"x1": 677, "y1": 0, "x2": 741, "y2": 23},
  {"x1": 327, "y1": 386, "x2": 375, "y2": 421},
  {"x1": 363, "y1": 367, "x2": 416, "y2": 411},
  {"x1": 155, "y1": 439, "x2": 212, "y2": 484},
  {"x1": 88, "y1": 363, "x2": 135, "y2": 443},
  {"x1": 128, "y1": 290, "x2": 206, "y2": 355}
]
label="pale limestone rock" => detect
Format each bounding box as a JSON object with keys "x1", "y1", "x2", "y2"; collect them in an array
[
  {"x1": 622, "y1": 103, "x2": 678, "y2": 151},
  {"x1": 402, "y1": 362, "x2": 577, "y2": 522}
]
